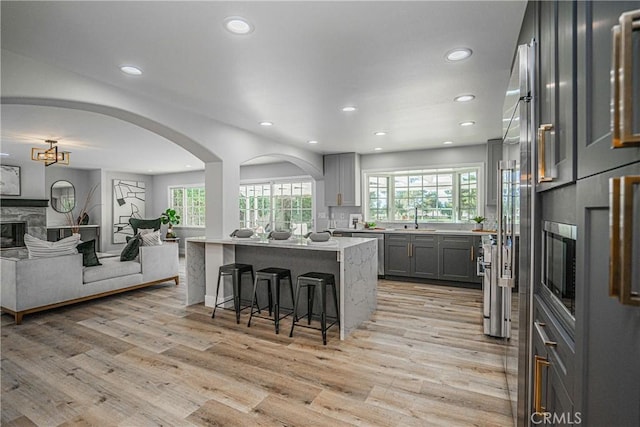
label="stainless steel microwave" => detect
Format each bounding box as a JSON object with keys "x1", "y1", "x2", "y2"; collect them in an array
[{"x1": 542, "y1": 221, "x2": 577, "y2": 317}]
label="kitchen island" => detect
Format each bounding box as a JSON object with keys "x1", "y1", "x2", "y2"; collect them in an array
[{"x1": 185, "y1": 236, "x2": 377, "y2": 340}]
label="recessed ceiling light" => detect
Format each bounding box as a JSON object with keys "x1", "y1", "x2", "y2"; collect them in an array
[
  {"x1": 443, "y1": 141, "x2": 453, "y2": 145},
  {"x1": 120, "y1": 65, "x2": 142, "y2": 75},
  {"x1": 0, "y1": 153, "x2": 9, "y2": 156},
  {"x1": 374, "y1": 131, "x2": 387, "y2": 136},
  {"x1": 224, "y1": 17, "x2": 254, "y2": 35},
  {"x1": 185, "y1": 164, "x2": 192, "y2": 168},
  {"x1": 374, "y1": 147, "x2": 383, "y2": 151},
  {"x1": 446, "y1": 48, "x2": 473, "y2": 62},
  {"x1": 454, "y1": 94, "x2": 475, "y2": 102},
  {"x1": 459, "y1": 121, "x2": 475, "y2": 127},
  {"x1": 342, "y1": 106, "x2": 357, "y2": 112},
  {"x1": 308, "y1": 140, "x2": 318, "y2": 144},
  {"x1": 259, "y1": 121, "x2": 273, "y2": 126}
]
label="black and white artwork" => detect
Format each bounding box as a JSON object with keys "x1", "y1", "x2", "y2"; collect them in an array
[
  {"x1": 0, "y1": 165, "x2": 21, "y2": 196},
  {"x1": 113, "y1": 179, "x2": 145, "y2": 243}
]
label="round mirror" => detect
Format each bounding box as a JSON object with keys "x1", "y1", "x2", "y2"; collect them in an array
[{"x1": 51, "y1": 180, "x2": 76, "y2": 213}]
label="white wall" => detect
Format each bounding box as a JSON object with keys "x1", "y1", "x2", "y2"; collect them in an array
[{"x1": 45, "y1": 167, "x2": 100, "y2": 226}]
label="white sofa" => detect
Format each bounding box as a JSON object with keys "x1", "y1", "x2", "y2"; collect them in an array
[{"x1": 1, "y1": 244, "x2": 179, "y2": 324}]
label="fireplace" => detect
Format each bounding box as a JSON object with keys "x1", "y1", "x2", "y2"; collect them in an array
[{"x1": 1, "y1": 222, "x2": 26, "y2": 249}]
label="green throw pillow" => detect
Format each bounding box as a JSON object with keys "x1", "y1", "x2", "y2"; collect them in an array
[
  {"x1": 129, "y1": 218, "x2": 161, "y2": 235},
  {"x1": 120, "y1": 235, "x2": 141, "y2": 261},
  {"x1": 77, "y1": 239, "x2": 101, "y2": 267}
]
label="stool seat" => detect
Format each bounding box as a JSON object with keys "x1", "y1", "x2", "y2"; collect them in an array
[
  {"x1": 220, "y1": 263, "x2": 253, "y2": 274},
  {"x1": 248, "y1": 267, "x2": 294, "y2": 334},
  {"x1": 211, "y1": 263, "x2": 255, "y2": 324},
  {"x1": 289, "y1": 271, "x2": 339, "y2": 345}
]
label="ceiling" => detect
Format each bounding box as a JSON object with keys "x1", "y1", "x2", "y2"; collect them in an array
[{"x1": 1, "y1": 1, "x2": 527, "y2": 174}]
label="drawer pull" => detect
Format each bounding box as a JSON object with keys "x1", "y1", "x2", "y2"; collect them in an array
[
  {"x1": 611, "y1": 11, "x2": 640, "y2": 147},
  {"x1": 534, "y1": 355, "x2": 550, "y2": 414},
  {"x1": 537, "y1": 124, "x2": 554, "y2": 183},
  {"x1": 534, "y1": 321, "x2": 557, "y2": 347}
]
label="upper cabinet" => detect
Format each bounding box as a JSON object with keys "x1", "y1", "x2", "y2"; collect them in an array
[
  {"x1": 536, "y1": 0, "x2": 577, "y2": 192},
  {"x1": 576, "y1": 1, "x2": 640, "y2": 179},
  {"x1": 324, "y1": 153, "x2": 361, "y2": 206}
]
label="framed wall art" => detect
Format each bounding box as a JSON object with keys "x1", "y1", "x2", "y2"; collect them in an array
[{"x1": 0, "y1": 165, "x2": 21, "y2": 196}]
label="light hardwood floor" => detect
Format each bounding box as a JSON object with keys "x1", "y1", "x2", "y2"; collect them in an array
[{"x1": 1, "y1": 260, "x2": 513, "y2": 426}]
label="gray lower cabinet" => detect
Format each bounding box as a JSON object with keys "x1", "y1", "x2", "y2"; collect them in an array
[
  {"x1": 438, "y1": 234, "x2": 480, "y2": 283},
  {"x1": 385, "y1": 233, "x2": 479, "y2": 283}
]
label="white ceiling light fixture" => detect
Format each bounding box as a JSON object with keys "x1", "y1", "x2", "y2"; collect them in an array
[
  {"x1": 120, "y1": 65, "x2": 142, "y2": 75},
  {"x1": 0, "y1": 153, "x2": 9, "y2": 157},
  {"x1": 443, "y1": 141, "x2": 453, "y2": 145},
  {"x1": 341, "y1": 106, "x2": 357, "y2": 112},
  {"x1": 259, "y1": 121, "x2": 274, "y2": 126},
  {"x1": 454, "y1": 94, "x2": 475, "y2": 102},
  {"x1": 224, "y1": 16, "x2": 254, "y2": 35},
  {"x1": 374, "y1": 131, "x2": 387, "y2": 136},
  {"x1": 459, "y1": 121, "x2": 476, "y2": 127},
  {"x1": 446, "y1": 48, "x2": 473, "y2": 62},
  {"x1": 307, "y1": 140, "x2": 318, "y2": 144},
  {"x1": 185, "y1": 164, "x2": 192, "y2": 168},
  {"x1": 374, "y1": 147, "x2": 383, "y2": 151}
]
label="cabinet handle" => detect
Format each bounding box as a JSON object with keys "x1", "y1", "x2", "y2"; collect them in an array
[
  {"x1": 534, "y1": 321, "x2": 557, "y2": 347},
  {"x1": 470, "y1": 245, "x2": 474, "y2": 261},
  {"x1": 537, "y1": 124, "x2": 554, "y2": 183},
  {"x1": 407, "y1": 243, "x2": 411, "y2": 258},
  {"x1": 611, "y1": 11, "x2": 640, "y2": 148},
  {"x1": 534, "y1": 355, "x2": 550, "y2": 414},
  {"x1": 610, "y1": 176, "x2": 640, "y2": 306}
]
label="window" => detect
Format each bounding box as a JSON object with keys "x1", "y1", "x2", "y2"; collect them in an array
[
  {"x1": 239, "y1": 179, "x2": 313, "y2": 235},
  {"x1": 168, "y1": 185, "x2": 206, "y2": 227},
  {"x1": 366, "y1": 167, "x2": 481, "y2": 222}
]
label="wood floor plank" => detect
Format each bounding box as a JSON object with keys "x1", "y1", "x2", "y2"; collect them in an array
[{"x1": 1, "y1": 262, "x2": 513, "y2": 426}]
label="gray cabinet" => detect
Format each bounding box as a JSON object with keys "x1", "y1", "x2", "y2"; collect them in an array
[
  {"x1": 324, "y1": 153, "x2": 361, "y2": 206},
  {"x1": 438, "y1": 235, "x2": 481, "y2": 283},
  {"x1": 574, "y1": 162, "x2": 640, "y2": 425},
  {"x1": 576, "y1": 1, "x2": 640, "y2": 179},
  {"x1": 384, "y1": 234, "x2": 412, "y2": 277},
  {"x1": 385, "y1": 233, "x2": 479, "y2": 283},
  {"x1": 536, "y1": 0, "x2": 577, "y2": 192},
  {"x1": 486, "y1": 138, "x2": 502, "y2": 206}
]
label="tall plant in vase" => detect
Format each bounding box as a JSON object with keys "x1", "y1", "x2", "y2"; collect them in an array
[
  {"x1": 161, "y1": 208, "x2": 181, "y2": 238},
  {"x1": 65, "y1": 183, "x2": 100, "y2": 234}
]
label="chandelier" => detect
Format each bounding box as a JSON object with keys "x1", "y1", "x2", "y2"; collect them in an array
[{"x1": 31, "y1": 139, "x2": 70, "y2": 166}]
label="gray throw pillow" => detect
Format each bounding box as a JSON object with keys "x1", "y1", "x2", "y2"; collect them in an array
[{"x1": 120, "y1": 235, "x2": 141, "y2": 261}]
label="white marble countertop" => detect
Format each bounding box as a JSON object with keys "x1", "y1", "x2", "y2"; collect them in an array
[
  {"x1": 331, "y1": 228, "x2": 495, "y2": 236},
  {"x1": 185, "y1": 236, "x2": 373, "y2": 251}
]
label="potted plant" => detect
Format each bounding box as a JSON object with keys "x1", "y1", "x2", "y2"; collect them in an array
[
  {"x1": 472, "y1": 216, "x2": 486, "y2": 231},
  {"x1": 160, "y1": 208, "x2": 181, "y2": 238}
]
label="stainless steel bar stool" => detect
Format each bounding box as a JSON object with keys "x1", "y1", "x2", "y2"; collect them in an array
[
  {"x1": 247, "y1": 267, "x2": 294, "y2": 334},
  {"x1": 289, "y1": 272, "x2": 339, "y2": 345},
  {"x1": 211, "y1": 263, "x2": 255, "y2": 324}
]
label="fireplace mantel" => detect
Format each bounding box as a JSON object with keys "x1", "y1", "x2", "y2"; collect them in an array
[{"x1": 0, "y1": 198, "x2": 49, "y2": 207}]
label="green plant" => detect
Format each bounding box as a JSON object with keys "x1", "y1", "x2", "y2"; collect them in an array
[
  {"x1": 472, "y1": 216, "x2": 486, "y2": 224},
  {"x1": 161, "y1": 208, "x2": 181, "y2": 225}
]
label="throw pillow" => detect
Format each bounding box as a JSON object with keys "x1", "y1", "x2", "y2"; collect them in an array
[
  {"x1": 129, "y1": 218, "x2": 161, "y2": 235},
  {"x1": 24, "y1": 233, "x2": 80, "y2": 259},
  {"x1": 138, "y1": 228, "x2": 155, "y2": 235},
  {"x1": 120, "y1": 234, "x2": 141, "y2": 261},
  {"x1": 140, "y1": 230, "x2": 163, "y2": 246},
  {"x1": 77, "y1": 239, "x2": 102, "y2": 267}
]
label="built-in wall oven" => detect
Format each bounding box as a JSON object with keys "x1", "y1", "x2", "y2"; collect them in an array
[{"x1": 540, "y1": 221, "x2": 576, "y2": 332}]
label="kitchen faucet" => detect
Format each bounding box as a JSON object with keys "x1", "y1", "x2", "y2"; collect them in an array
[{"x1": 414, "y1": 207, "x2": 419, "y2": 229}]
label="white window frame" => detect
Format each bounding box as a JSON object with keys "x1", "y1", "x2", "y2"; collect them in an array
[
  {"x1": 167, "y1": 183, "x2": 206, "y2": 228},
  {"x1": 239, "y1": 176, "x2": 316, "y2": 235},
  {"x1": 362, "y1": 163, "x2": 484, "y2": 223}
]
